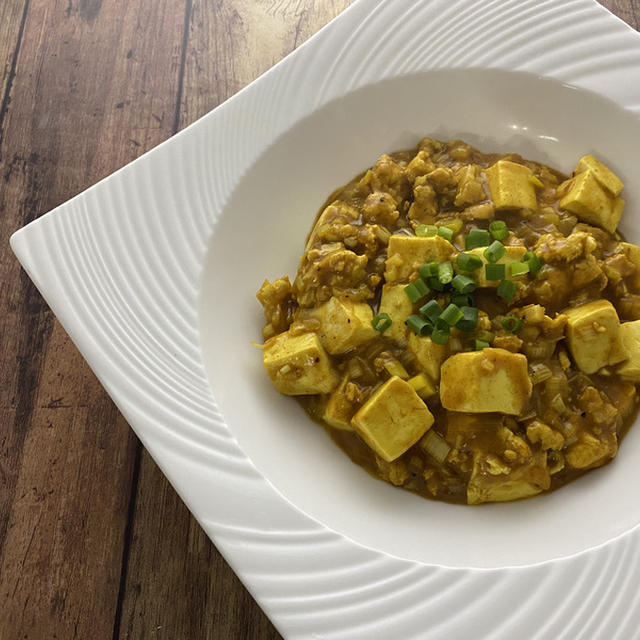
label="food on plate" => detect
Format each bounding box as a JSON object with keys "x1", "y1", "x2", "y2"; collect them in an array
[{"x1": 256, "y1": 137, "x2": 639, "y2": 505}]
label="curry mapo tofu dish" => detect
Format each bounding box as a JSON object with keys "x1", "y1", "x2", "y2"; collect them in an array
[{"x1": 257, "y1": 137, "x2": 640, "y2": 505}]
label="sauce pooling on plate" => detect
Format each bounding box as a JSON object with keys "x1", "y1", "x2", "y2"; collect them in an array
[{"x1": 257, "y1": 137, "x2": 640, "y2": 505}]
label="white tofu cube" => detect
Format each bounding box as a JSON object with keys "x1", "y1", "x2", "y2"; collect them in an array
[
  {"x1": 440, "y1": 348, "x2": 532, "y2": 415},
  {"x1": 323, "y1": 375, "x2": 355, "y2": 431},
  {"x1": 564, "y1": 300, "x2": 625, "y2": 374},
  {"x1": 485, "y1": 160, "x2": 537, "y2": 210},
  {"x1": 384, "y1": 235, "x2": 455, "y2": 283},
  {"x1": 575, "y1": 154, "x2": 623, "y2": 196},
  {"x1": 407, "y1": 334, "x2": 447, "y2": 383},
  {"x1": 351, "y1": 376, "x2": 434, "y2": 461},
  {"x1": 467, "y1": 450, "x2": 550, "y2": 505},
  {"x1": 263, "y1": 332, "x2": 338, "y2": 395},
  {"x1": 310, "y1": 297, "x2": 377, "y2": 354},
  {"x1": 378, "y1": 284, "x2": 412, "y2": 343},
  {"x1": 559, "y1": 170, "x2": 624, "y2": 233},
  {"x1": 616, "y1": 320, "x2": 640, "y2": 382}
]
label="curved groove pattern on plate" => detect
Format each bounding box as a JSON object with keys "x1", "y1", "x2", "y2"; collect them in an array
[{"x1": 10, "y1": 0, "x2": 640, "y2": 638}]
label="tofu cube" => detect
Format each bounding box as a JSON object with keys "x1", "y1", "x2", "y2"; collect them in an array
[
  {"x1": 378, "y1": 284, "x2": 412, "y2": 343},
  {"x1": 407, "y1": 334, "x2": 448, "y2": 383},
  {"x1": 575, "y1": 154, "x2": 623, "y2": 196},
  {"x1": 323, "y1": 375, "x2": 355, "y2": 431},
  {"x1": 564, "y1": 300, "x2": 625, "y2": 374},
  {"x1": 620, "y1": 241, "x2": 640, "y2": 289},
  {"x1": 565, "y1": 432, "x2": 617, "y2": 470},
  {"x1": 559, "y1": 170, "x2": 624, "y2": 233},
  {"x1": 440, "y1": 348, "x2": 532, "y2": 415},
  {"x1": 467, "y1": 450, "x2": 550, "y2": 505},
  {"x1": 485, "y1": 160, "x2": 537, "y2": 210},
  {"x1": 384, "y1": 235, "x2": 455, "y2": 283},
  {"x1": 310, "y1": 297, "x2": 377, "y2": 354},
  {"x1": 351, "y1": 376, "x2": 434, "y2": 461},
  {"x1": 616, "y1": 320, "x2": 640, "y2": 382},
  {"x1": 456, "y1": 246, "x2": 527, "y2": 288},
  {"x1": 263, "y1": 332, "x2": 338, "y2": 395}
]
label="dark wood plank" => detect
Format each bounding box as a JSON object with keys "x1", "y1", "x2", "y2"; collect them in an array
[
  {"x1": 0, "y1": 2, "x2": 29, "y2": 139},
  {"x1": 0, "y1": 1, "x2": 188, "y2": 638},
  {"x1": 116, "y1": 2, "x2": 355, "y2": 639}
]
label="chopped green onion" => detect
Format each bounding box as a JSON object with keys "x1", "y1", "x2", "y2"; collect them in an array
[
  {"x1": 456, "y1": 306, "x2": 478, "y2": 332},
  {"x1": 456, "y1": 252, "x2": 483, "y2": 271},
  {"x1": 476, "y1": 329, "x2": 495, "y2": 343},
  {"x1": 465, "y1": 228, "x2": 491, "y2": 250},
  {"x1": 371, "y1": 312, "x2": 392, "y2": 332},
  {"x1": 406, "y1": 314, "x2": 432, "y2": 336},
  {"x1": 451, "y1": 274, "x2": 477, "y2": 293},
  {"x1": 440, "y1": 303, "x2": 463, "y2": 326},
  {"x1": 510, "y1": 261, "x2": 530, "y2": 277},
  {"x1": 451, "y1": 292, "x2": 474, "y2": 308},
  {"x1": 475, "y1": 339, "x2": 490, "y2": 350},
  {"x1": 523, "y1": 251, "x2": 543, "y2": 274},
  {"x1": 437, "y1": 226, "x2": 454, "y2": 242},
  {"x1": 404, "y1": 278, "x2": 430, "y2": 303},
  {"x1": 415, "y1": 224, "x2": 438, "y2": 237},
  {"x1": 431, "y1": 325, "x2": 450, "y2": 345},
  {"x1": 497, "y1": 279, "x2": 517, "y2": 301},
  {"x1": 428, "y1": 276, "x2": 446, "y2": 292},
  {"x1": 419, "y1": 262, "x2": 439, "y2": 279},
  {"x1": 438, "y1": 260, "x2": 454, "y2": 284},
  {"x1": 485, "y1": 263, "x2": 506, "y2": 281},
  {"x1": 501, "y1": 316, "x2": 523, "y2": 333},
  {"x1": 483, "y1": 240, "x2": 507, "y2": 263},
  {"x1": 489, "y1": 220, "x2": 509, "y2": 241},
  {"x1": 420, "y1": 299, "x2": 442, "y2": 324}
]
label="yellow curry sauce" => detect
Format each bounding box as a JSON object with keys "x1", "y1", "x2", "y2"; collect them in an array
[{"x1": 257, "y1": 138, "x2": 640, "y2": 505}]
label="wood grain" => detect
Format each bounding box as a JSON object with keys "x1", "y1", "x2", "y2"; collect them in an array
[
  {"x1": 0, "y1": 0, "x2": 187, "y2": 638},
  {"x1": 0, "y1": 2, "x2": 637, "y2": 640}
]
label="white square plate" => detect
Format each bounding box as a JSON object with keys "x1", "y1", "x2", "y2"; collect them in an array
[{"x1": 12, "y1": 0, "x2": 640, "y2": 637}]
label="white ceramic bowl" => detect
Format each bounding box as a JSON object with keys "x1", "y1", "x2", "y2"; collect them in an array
[{"x1": 12, "y1": 1, "x2": 640, "y2": 637}]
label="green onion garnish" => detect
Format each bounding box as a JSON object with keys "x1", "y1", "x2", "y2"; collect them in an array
[
  {"x1": 372, "y1": 312, "x2": 392, "y2": 332},
  {"x1": 502, "y1": 316, "x2": 523, "y2": 333},
  {"x1": 415, "y1": 224, "x2": 438, "y2": 237},
  {"x1": 431, "y1": 325, "x2": 450, "y2": 345},
  {"x1": 523, "y1": 251, "x2": 542, "y2": 274},
  {"x1": 475, "y1": 339, "x2": 490, "y2": 350},
  {"x1": 440, "y1": 303, "x2": 463, "y2": 327},
  {"x1": 451, "y1": 274, "x2": 477, "y2": 293},
  {"x1": 404, "y1": 278, "x2": 430, "y2": 303},
  {"x1": 485, "y1": 263, "x2": 506, "y2": 281},
  {"x1": 438, "y1": 261, "x2": 454, "y2": 284},
  {"x1": 456, "y1": 306, "x2": 478, "y2": 332},
  {"x1": 489, "y1": 220, "x2": 509, "y2": 241},
  {"x1": 407, "y1": 314, "x2": 432, "y2": 336},
  {"x1": 456, "y1": 252, "x2": 483, "y2": 271},
  {"x1": 437, "y1": 226, "x2": 454, "y2": 242},
  {"x1": 497, "y1": 279, "x2": 517, "y2": 301},
  {"x1": 483, "y1": 240, "x2": 507, "y2": 264},
  {"x1": 428, "y1": 277, "x2": 446, "y2": 292},
  {"x1": 465, "y1": 228, "x2": 491, "y2": 250},
  {"x1": 420, "y1": 299, "x2": 442, "y2": 324},
  {"x1": 510, "y1": 261, "x2": 530, "y2": 277},
  {"x1": 451, "y1": 292, "x2": 474, "y2": 308},
  {"x1": 419, "y1": 262, "x2": 439, "y2": 279}
]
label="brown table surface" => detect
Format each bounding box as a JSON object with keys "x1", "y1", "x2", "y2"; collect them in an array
[{"x1": 1, "y1": 1, "x2": 639, "y2": 638}]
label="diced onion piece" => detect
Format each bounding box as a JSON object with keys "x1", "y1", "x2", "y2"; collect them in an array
[
  {"x1": 529, "y1": 363, "x2": 553, "y2": 384},
  {"x1": 420, "y1": 430, "x2": 451, "y2": 464}
]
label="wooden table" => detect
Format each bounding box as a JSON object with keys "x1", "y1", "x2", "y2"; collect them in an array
[{"x1": 0, "y1": 1, "x2": 637, "y2": 638}]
